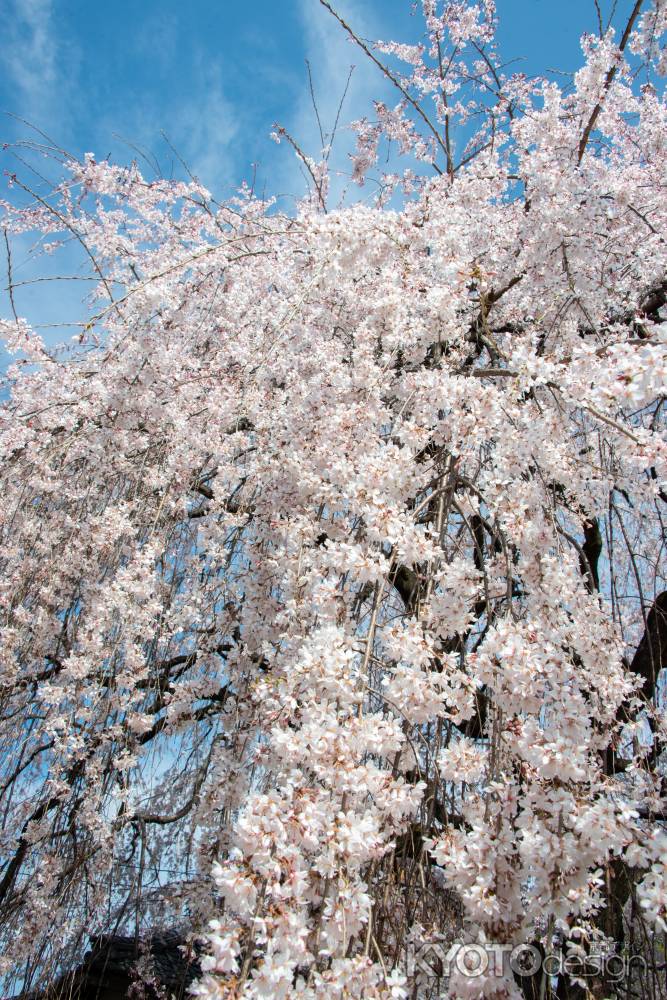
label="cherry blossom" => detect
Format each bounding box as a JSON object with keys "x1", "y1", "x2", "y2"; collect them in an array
[{"x1": 1, "y1": 2, "x2": 666, "y2": 998}]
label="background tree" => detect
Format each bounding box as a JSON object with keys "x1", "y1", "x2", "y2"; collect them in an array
[{"x1": 1, "y1": 2, "x2": 666, "y2": 998}]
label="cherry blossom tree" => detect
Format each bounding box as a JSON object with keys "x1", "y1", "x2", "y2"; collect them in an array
[{"x1": 1, "y1": 2, "x2": 666, "y2": 998}]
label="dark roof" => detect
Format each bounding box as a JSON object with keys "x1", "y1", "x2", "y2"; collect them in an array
[{"x1": 26, "y1": 930, "x2": 201, "y2": 1000}]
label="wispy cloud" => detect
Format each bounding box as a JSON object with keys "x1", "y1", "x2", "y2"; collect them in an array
[
  {"x1": 162, "y1": 60, "x2": 240, "y2": 192},
  {"x1": 1, "y1": 0, "x2": 74, "y2": 133},
  {"x1": 0, "y1": 2, "x2": 85, "y2": 346},
  {"x1": 268, "y1": 0, "x2": 388, "y2": 207},
  {"x1": 130, "y1": 8, "x2": 180, "y2": 71},
  {"x1": 94, "y1": 55, "x2": 241, "y2": 195}
]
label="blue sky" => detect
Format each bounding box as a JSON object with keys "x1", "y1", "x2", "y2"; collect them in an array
[
  {"x1": 0, "y1": 0, "x2": 642, "y2": 359},
  {"x1": 1, "y1": 0, "x2": 640, "y2": 199}
]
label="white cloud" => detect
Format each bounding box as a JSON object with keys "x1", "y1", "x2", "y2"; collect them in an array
[
  {"x1": 130, "y1": 9, "x2": 180, "y2": 70},
  {"x1": 1, "y1": 0, "x2": 72, "y2": 131},
  {"x1": 164, "y1": 62, "x2": 240, "y2": 192},
  {"x1": 0, "y1": 1, "x2": 85, "y2": 346},
  {"x1": 270, "y1": 0, "x2": 390, "y2": 207},
  {"x1": 93, "y1": 54, "x2": 240, "y2": 195}
]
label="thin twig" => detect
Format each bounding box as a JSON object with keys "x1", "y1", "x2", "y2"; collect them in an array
[
  {"x1": 583, "y1": 403, "x2": 642, "y2": 445},
  {"x1": 3, "y1": 230, "x2": 19, "y2": 324},
  {"x1": 328, "y1": 64, "x2": 355, "y2": 161},
  {"x1": 318, "y1": 0, "x2": 445, "y2": 175},
  {"x1": 11, "y1": 176, "x2": 118, "y2": 311},
  {"x1": 306, "y1": 59, "x2": 325, "y2": 149},
  {"x1": 436, "y1": 38, "x2": 455, "y2": 178},
  {"x1": 272, "y1": 126, "x2": 328, "y2": 211},
  {"x1": 594, "y1": 0, "x2": 604, "y2": 38},
  {"x1": 578, "y1": 0, "x2": 644, "y2": 163}
]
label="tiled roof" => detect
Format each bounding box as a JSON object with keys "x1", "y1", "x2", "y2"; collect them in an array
[
  {"x1": 82, "y1": 930, "x2": 200, "y2": 993},
  {"x1": 25, "y1": 930, "x2": 201, "y2": 1000}
]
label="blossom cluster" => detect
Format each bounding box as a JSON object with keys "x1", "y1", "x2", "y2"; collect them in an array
[{"x1": 0, "y1": 2, "x2": 666, "y2": 998}]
